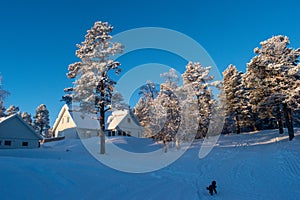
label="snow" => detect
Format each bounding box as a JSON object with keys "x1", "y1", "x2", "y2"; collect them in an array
[{"x1": 0, "y1": 129, "x2": 300, "y2": 199}]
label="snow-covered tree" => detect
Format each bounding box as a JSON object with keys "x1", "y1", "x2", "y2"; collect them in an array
[
  {"x1": 139, "y1": 69, "x2": 181, "y2": 151},
  {"x1": 33, "y1": 104, "x2": 50, "y2": 137},
  {"x1": 133, "y1": 81, "x2": 158, "y2": 134},
  {"x1": 182, "y1": 62, "x2": 215, "y2": 138},
  {"x1": 0, "y1": 74, "x2": 9, "y2": 117},
  {"x1": 0, "y1": 74, "x2": 9, "y2": 102},
  {"x1": 222, "y1": 64, "x2": 244, "y2": 134},
  {"x1": 66, "y1": 21, "x2": 124, "y2": 154},
  {"x1": 245, "y1": 35, "x2": 300, "y2": 140},
  {"x1": 6, "y1": 105, "x2": 19, "y2": 116},
  {"x1": 160, "y1": 68, "x2": 180, "y2": 90},
  {"x1": 111, "y1": 91, "x2": 128, "y2": 110},
  {"x1": 21, "y1": 112, "x2": 33, "y2": 126},
  {"x1": 174, "y1": 84, "x2": 199, "y2": 144},
  {"x1": 61, "y1": 87, "x2": 73, "y2": 106},
  {"x1": 138, "y1": 81, "x2": 158, "y2": 101},
  {"x1": 0, "y1": 101, "x2": 5, "y2": 117}
]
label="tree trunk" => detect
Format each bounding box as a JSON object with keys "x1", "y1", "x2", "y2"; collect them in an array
[
  {"x1": 277, "y1": 117, "x2": 284, "y2": 134},
  {"x1": 251, "y1": 113, "x2": 258, "y2": 131},
  {"x1": 99, "y1": 80, "x2": 106, "y2": 154},
  {"x1": 275, "y1": 107, "x2": 284, "y2": 134},
  {"x1": 163, "y1": 137, "x2": 167, "y2": 153},
  {"x1": 40, "y1": 125, "x2": 43, "y2": 136},
  {"x1": 283, "y1": 103, "x2": 294, "y2": 141},
  {"x1": 99, "y1": 129, "x2": 105, "y2": 154},
  {"x1": 234, "y1": 115, "x2": 241, "y2": 134}
]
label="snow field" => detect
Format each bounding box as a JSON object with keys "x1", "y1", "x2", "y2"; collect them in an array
[{"x1": 0, "y1": 129, "x2": 299, "y2": 200}]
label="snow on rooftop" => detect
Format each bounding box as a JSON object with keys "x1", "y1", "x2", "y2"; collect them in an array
[{"x1": 70, "y1": 110, "x2": 100, "y2": 130}]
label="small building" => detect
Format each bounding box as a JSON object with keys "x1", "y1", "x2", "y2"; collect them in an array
[
  {"x1": 0, "y1": 114, "x2": 43, "y2": 149},
  {"x1": 52, "y1": 104, "x2": 100, "y2": 139},
  {"x1": 107, "y1": 109, "x2": 144, "y2": 138}
]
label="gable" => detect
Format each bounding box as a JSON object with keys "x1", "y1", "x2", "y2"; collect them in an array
[
  {"x1": 53, "y1": 105, "x2": 100, "y2": 137},
  {"x1": 107, "y1": 110, "x2": 143, "y2": 131},
  {"x1": 0, "y1": 115, "x2": 42, "y2": 140}
]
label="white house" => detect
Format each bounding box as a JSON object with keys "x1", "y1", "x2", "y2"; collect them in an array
[
  {"x1": 107, "y1": 109, "x2": 144, "y2": 138},
  {"x1": 52, "y1": 105, "x2": 100, "y2": 139},
  {"x1": 0, "y1": 114, "x2": 43, "y2": 149}
]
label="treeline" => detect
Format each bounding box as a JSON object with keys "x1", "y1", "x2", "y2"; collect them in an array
[
  {"x1": 134, "y1": 35, "x2": 300, "y2": 141},
  {"x1": 0, "y1": 78, "x2": 51, "y2": 138}
]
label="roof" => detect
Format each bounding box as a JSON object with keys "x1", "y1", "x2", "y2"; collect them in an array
[
  {"x1": 70, "y1": 110, "x2": 100, "y2": 130},
  {"x1": 107, "y1": 109, "x2": 142, "y2": 130},
  {"x1": 0, "y1": 114, "x2": 43, "y2": 140},
  {"x1": 107, "y1": 110, "x2": 128, "y2": 130},
  {"x1": 52, "y1": 104, "x2": 100, "y2": 132}
]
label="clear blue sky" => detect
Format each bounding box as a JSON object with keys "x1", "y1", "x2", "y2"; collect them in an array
[{"x1": 1, "y1": 0, "x2": 300, "y2": 125}]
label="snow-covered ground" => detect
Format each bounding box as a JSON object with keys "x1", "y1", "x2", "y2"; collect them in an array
[{"x1": 0, "y1": 129, "x2": 300, "y2": 200}]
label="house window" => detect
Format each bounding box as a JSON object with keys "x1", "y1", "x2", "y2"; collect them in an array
[
  {"x1": 127, "y1": 118, "x2": 131, "y2": 123},
  {"x1": 67, "y1": 117, "x2": 70, "y2": 123},
  {"x1": 4, "y1": 140, "x2": 11, "y2": 146},
  {"x1": 0, "y1": 140, "x2": 2, "y2": 145},
  {"x1": 22, "y1": 142, "x2": 28, "y2": 147}
]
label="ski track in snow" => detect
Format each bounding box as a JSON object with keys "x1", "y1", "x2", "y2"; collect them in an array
[{"x1": 0, "y1": 129, "x2": 300, "y2": 200}]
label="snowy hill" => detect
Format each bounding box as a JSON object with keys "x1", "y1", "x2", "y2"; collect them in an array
[{"x1": 0, "y1": 129, "x2": 299, "y2": 200}]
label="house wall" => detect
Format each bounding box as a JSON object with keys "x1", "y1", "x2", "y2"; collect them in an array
[
  {"x1": 0, "y1": 117, "x2": 41, "y2": 149},
  {"x1": 54, "y1": 109, "x2": 76, "y2": 137},
  {"x1": 77, "y1": 128, "x2": 98, "y2": 139},
  {"x1": 0, "y1": 138, "x2": 39, "y2": 149},
  {"x1": 118, "y1": 116, "x2": 144, "y2": 138},
  {"x1": 57, "y1": 128, "x2": 98, "y2": 139}
]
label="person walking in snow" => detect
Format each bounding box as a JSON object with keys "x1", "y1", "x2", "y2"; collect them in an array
[{"x1": 206, "y1": 180, "x2": 217, "y2": 196}]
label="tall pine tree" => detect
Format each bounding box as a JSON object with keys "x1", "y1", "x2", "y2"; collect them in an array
[
  {"x1": 66, "y1": 21, "x2": 124, "y2": 154},
  {"x1": 222, "y1": 64, "x2": 244, "y2": 134},
  {"x1": 33, "y1": 104, "x2": 50, "y2": 137},
  {"x1": 245, "y1": 35, "x2": 300, "y2": 140}
]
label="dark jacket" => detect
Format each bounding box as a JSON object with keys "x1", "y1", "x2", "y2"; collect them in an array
[{"x1": 206, "y1": 181, "x2": 217, "y2": 195}]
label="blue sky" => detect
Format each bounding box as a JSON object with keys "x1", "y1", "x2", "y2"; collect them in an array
[{"x1": 1, "y1": 0, "x2": 300, "y2": 124}]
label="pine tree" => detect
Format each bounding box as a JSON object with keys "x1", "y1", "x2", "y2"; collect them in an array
[
  {"x1": 0, "y1": 74, "x2": 9, "y2": 117},
  {"x1": 66, "y1": 21, "x2": 124, "y2": 154},
  {"x1": 6, "y1": 105, "x2": 20, "y2": 116},
  {"x1": 111, "y1": 91, "x2": 128, "y2": 111},
  {"x1": 33, "y1": 104, "x2": 50, "y2": 137},
  {"x1": 245, "y1": 35, "x2": 300, "y2": 140},
  {"x1": 222, "y1": 64, "x2": 244, "y2": 134},
  {"x1": 133, "y1": 81, "x2": 158, "y2": 136},
  {"x1": 21, "y1": 112, "x2": 33, "y2": 126},
  {"x1": 0, "y1": 101, "x2": 5, "y2": 117},
  {"x1": 182, "y1": 62, "x2": 215, "y2": 138},
  {"x1": 141, "y1": 69, "x2": 181, "y2": 152}
]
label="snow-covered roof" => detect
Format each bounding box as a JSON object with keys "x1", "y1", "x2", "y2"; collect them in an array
[
  {"x1": 52, "y1": 104, "x2": 100, "y2": 132},
  {"x1": 0, "y1": 114, "x2": 43, "y2": 140},
  {"x1": 70, "y1": 110, "x2": 100, "y2": 130},
  {"x1": 107, "y1": 110, "x2": 128, "y2": 130},
  {"x1": 107, "y1": 109, "x2": 142, "y2": 130}
]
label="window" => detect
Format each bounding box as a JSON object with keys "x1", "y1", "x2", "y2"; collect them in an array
[
  {"x1": 0, "y1": 140, "x2": 1, "y2": 145},
  {"x1": 67, "y1": 117, "x2": 70, "y2": 123},
  {"x1": 22, "y1": 142, "x2": 28, "y2": 147},
  {"x1": 127, "y1": 118, "x2": 131, "y2": 123},
  {"x1": 4, "y1": 140, "x2": 11, "y2": 146}
]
